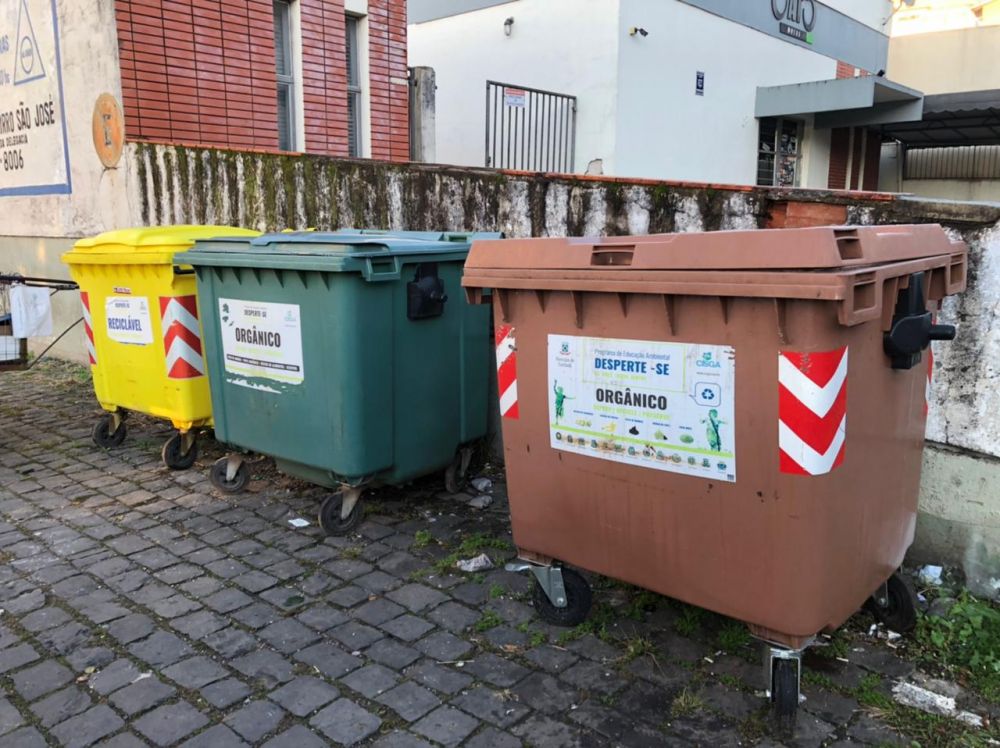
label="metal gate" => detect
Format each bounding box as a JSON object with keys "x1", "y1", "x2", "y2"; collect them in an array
[{"x1": 486, "y1": 81, "x2": 576, "y2": 172}]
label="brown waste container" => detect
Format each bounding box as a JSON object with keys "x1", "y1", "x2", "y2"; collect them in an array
[{"x1": 463, "y1": 224, "x2": 966, "y2": 719}]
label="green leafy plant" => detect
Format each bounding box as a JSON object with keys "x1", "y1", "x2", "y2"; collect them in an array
[
  {"x1": 413, "y1": 529, "x2": 432, "y2": 548},
  {"x1": 716, "y1": 622, "x2": 751, "y2": 653},
  {"x1": 670, "y1": 688, "x2": 704, "y2": 718},
  {"x1": 916, "y1": 592, "x2": 1000, "y2": 701},
  {"x1": 488, "y1": 584, "x2": 505, "y2": 599},
  {"x1": 673, "y1": 604, "x2": 705, "y2": 638},
  {"x1": 474, "y1": 610, "x2": 504, "y2": 632}
]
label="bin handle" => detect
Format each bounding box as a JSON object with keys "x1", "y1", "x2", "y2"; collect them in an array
[
  {"x1": 591, "y1": 246, "x2": 634, "y2": 267},
  {"x1": 172, "y1": 267, "x2": 196, "y2": 276},
  {"x1": 362, "y1": 256, "x2": 401, "y2": 281}
]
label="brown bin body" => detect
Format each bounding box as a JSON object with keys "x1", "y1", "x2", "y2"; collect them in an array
[{"x1": 463, "y1": 225, "x2": 967, "y2": 649}]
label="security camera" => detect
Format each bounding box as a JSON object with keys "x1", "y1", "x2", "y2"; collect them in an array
[{"x1": 629, "y1": 26, "x2": 649, "y2": 37}]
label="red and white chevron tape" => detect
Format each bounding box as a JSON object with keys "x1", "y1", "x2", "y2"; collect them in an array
[
  {"x1": 80, "y1": 292, "x2": 96, "y2": 365},
  {"x1": 159, "y1": 295, "x2": 205, "y2": 379},
  {"x1": 778, "y1": 346, "x2": 848, "y2": 476},
  {"x1": 496, "y1": 324, "x2": 519, "y2": 420}
]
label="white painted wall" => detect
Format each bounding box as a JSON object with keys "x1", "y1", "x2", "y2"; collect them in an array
[
  {"x1": 825, "y1": 0, "x2": 893, "y2": 31},
  {"x1": 407, "y1": 0, "x2": 621, "y2": 171},
  {"x1": 613, "y1": 0, "x2": 837, "y2": 185}
]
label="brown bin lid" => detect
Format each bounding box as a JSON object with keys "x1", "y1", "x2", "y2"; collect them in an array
[{"x1": 463, "y1": 225, "x2": 956, "y2": 272}]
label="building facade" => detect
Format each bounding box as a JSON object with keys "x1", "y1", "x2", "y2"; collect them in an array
[{"x1": 409, "y1": 0, "x2": 915, "y2": 190}]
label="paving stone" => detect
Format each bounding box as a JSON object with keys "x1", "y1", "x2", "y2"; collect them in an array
[
  {"x1": 11, "y1": 659, "x2": 73, "y2": 701},
  {"x1": 105, "y1": 614, "x2": 156, "y2": 645},
  {"x1": 258, "y1": 586, "x2": 309, "y2": 612},
  {"x1": 367, "y1": 638, "x2": 422, "y2": 669},
  {"x1": 406, "y1": 661, "x2": 474, "y2": 695},
  {"x1": 128, "y1": 630, "x2": 193, "y2": 667},
  {"x1": 327, "y1": 559, "x2": 374, "y2": 581},
  {"x1": 92, "y1": 733, "x2": 148, "y2": 748},
  {"x1": 465, "y1": 727, "x2": 522, "y2": 748},
  {"x1": 224, "y1": 700, "x2": 286, "y2": 742},
  {"x1": 375, "y1": 681, "x2": 441, "y2": 722},
  {"x1": 570, "y1": 701, "x2": 669, "y2": 746},
  {"x1": 327, "y1": 585, "x2": 370, "y2": 608},
  {"x1": 560, "y1": 658, "x2": 628, "y2": 695},
  {"x1": 65, "y1": 647, "x2": 115, "y2": 674},
  {"x1": 415, "y1": 631, "x2": 473, "y2": 661},
  {"x1": 412, "y1": 705, "x2": 480, "y2": 747},
  {"x1": 133, "y1": 701, "x2": 210, "y2": 747},
  {"x1": 170, "y1": 609, "x2": 227, "y2": 639},
  {"x1": 108, "y1": 677, "x2": 175, "y2": 716},
  {"x1": 229, "y1": 602, "x2": 281, "y2": 631},
  {"x1": 354, "y1": 598, "x2": 407, "y2": 626},
  {"x1": 381, "y1": 614, "x2": 436, "y2": 642},
  {"x1": 269, "y1": 676, "x2": 339, "y2": 717},
  {"x1": 310, "y1": 698, "x2": 382, "y2": 746},
  {"x1": 463, "y1": 653, "x2": 531, "y2": 688},
  {"x1": 370, "y1": 730, "x2": 436, "y2": 748},
  {"x1": 200, "y1": 677, "x2": 252, "y2": 709},
  {"x1": 260, "y1": 724, "x2": 329, "y2": 748},
  {"x1": 511, "y1": 714, "x2": 599, "y2": 748},
  {"x1": 426, "y1": 601, "x2": 480, "y2": 633},
  {"x1": 179, "y1": 724, "x2": 249, "y2": 748},
  {"x1": 19, "y1": 606, "x2": 71, "y2": 632},
  {"x1": 296, "y1": 603, "x2": 348, "y2": 632},
  {"x1": 387, "y1": 583, "x2": 449, "y2": 612},
  {"x1": 524, "y1": 645, "x2": 580, "y2": 674},
  {"x1": 355, "y1": 570, "x2": 402, "y2": 594},
  {"x1": 294, "y1": 641, "x2": 363, "y2": 679},
  {"x1": 201, "y1": 627, "x2": 258, "y2": 659},
  {"x1": 203, "y1": 588, "x2": 254, "y2": 613},
  {"x1": 233, "y1": 571, "x2": 279, "y2": 593},
  {"x1": 846, "y1": 713, "x2": 908, "y2": 746},
  {"x1": 258, "y1": 618, "x2": 320, "y2": 653},
  {"x1": 329, "y1": 620, "x2": 385, "y2": 650},
  {"x1": 147, "y1": 594, "x2": 202, "y2": 619},
  {"x1": 29, "y1": 685, "x2": 92, "y2": 728},
  {"x1": 513, "y1": 672, "x2": 578, "y2": 714},
  {"x1": 342, "y1": 664, "x2": 401, "y2": 698},
  {"x1": 0, "y1": 727, "x2": 47, "y2": 748},
  {"x1": 452, "y1": 684, "x2": 531, "y2": 728},
  {"x1": 162, "y1": 656, "x2": 229, "y2": 689},
  {"x1": 0, "y1": 643, "x2": 39, "y2": 674},
  {"x1": 0, "y1": 699, "x2": 22, "y2": 736},
  {"x1": 50, "y1": 705, "x2": 125, "y2": 748},
  {"x1": 231, "y1": 649, "x2": 295, "y2": 688}
]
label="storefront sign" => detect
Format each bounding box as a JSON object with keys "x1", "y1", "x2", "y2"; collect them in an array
[
  {"x1": 772, "y1": 0, "x2": 816, "y2": 43},
  {"x1": 547, "y1": 334, "x2": 736, "y2": 482},
  {"x1": 0, "y1": 0, "x2": 70, "y2": 196},
  {"x1": 219, "y1": 298, "x2": 304, "y2": 386}
]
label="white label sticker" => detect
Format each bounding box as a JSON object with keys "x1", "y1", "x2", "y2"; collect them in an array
[
  {"x1": 105, "y1": 296, "x2": 153, "y2": 346},
  {"x1": 503, "y1": 87, "x2": 526, "y2": 107},
  {"x1": 548, "y1": 335, "x2": 736, "y2": 482},
  {"x1": 219, "y1": 298, "x2": 303, "y2": 385}
]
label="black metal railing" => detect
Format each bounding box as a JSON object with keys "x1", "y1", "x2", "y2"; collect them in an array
[{"x1": 486, "y1": 81, "x2": 577, "y2": 172}]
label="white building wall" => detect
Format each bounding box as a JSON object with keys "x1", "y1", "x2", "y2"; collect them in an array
[
  {"x1": 613, "y1": 0, "x2": 837, "y2": 186},
  {"x1": 407, "y1": 0, "x2": 621, "y2": 172},
  {"x1": 824, "y1": 0, "x2": 893, "y2": 31}
]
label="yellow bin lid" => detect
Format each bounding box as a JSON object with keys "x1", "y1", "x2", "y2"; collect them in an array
[{"x1": 63, "y1": 225, "x2": 260, "y2": 266}]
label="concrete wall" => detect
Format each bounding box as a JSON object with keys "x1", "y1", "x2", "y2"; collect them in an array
[
  {"x1": 614, "y1": 0, "x2": 836, "y2": 186},
  {"x1": 898, "y1": 179, "x2": 1000, "y2": 203},
  {"x1": 407, "y1": 0, "x2": 622, "y2": 172},
  {"x1": 887, "y1": 25, "x2": 1000, "y2": 94}
]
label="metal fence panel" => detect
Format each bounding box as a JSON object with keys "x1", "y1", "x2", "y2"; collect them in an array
[
  {"x1": 905, "y1": 146, "x2": 1000, "y2": 180},
  {"x1": 486, "y1": 81, "x2": 577, "y2": 172}
]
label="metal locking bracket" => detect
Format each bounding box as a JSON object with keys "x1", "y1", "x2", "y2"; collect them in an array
[{"x1": 505, "y1": 562, "x2": 568, "y2": 608}]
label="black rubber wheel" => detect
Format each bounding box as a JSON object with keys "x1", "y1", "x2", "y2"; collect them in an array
[
  {"x1": 865, "y1": 572, "x2": 918, "y2": 633},
  {"x1": 92, "y1": 413, "x2": 127, "y2": 448},
  {"x1": 771, "y1": 658, "x2": 799, "y2": 729},
  {"x1": 444, "y1": 449, "x2": 469, "y2": 494},
  {"x1": 531, "y1": 567, "x2": 592, "y2": 627},
  {"x1": 209, "y1": 457, "x2": 250, "y2": 494},
  {"x1": 161, "y1": 433, "x2": 198, "y2": 470},
  {"x1": 318, "y1": 491, "x2": 365, "y2": 536}
]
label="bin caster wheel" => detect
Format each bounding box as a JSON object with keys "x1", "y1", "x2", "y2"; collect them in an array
[
  {"x1": 162, "y1": 433, "x2": 198, "y2": 470},
  {"x1": 318, "y1": 490, "x2": 365, "y2": 536},
  {"x1": 92, "y1": 413, "x2": 127, "y2": 449},
  {"x1": 771, "y1": 657, "x2": 799, "y2": 729},
  {"x1": 209, "y1": 457, "x2": 250, "y2": 494},
  {"x1": 865, "y1": 572, "x2": 917, "y2": 633},
  {"x1": 444, "y1": 448, "x2": 471, "y2": 494},
  {"x1": 531, "y1": 567, "x2": 592, "y2": 627}
]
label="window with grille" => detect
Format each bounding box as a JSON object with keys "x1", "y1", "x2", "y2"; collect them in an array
[
  {"x1": 274, "y1": 0, "x2": 295, "y2": 151},
  {"x1": 757, "y1": 117, "x2": 802, "y2": 187},
  {"x1": 346, "y1": 15, "x2": 362, "y2": 157}
]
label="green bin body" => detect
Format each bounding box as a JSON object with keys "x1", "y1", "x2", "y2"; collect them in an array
[{"x1": 178, "y1": 231, "x2": 498, "y2": 488}]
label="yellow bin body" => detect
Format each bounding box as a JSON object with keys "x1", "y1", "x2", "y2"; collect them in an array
[{"x1": 62, "y1": 226, "x2": 260, "y2": 432}]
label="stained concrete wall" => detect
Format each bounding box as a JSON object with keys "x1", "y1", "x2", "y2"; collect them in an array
[{"x1": 5, "y1": 138, "x2": 1000, "y2": 596}]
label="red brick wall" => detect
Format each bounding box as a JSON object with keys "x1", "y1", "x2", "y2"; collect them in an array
[
  {"x1": 862, "y1": 130, "x2": 881, "y2": 191},
  {"x1": 828, "y1": 127, "x2": 850, "y2": 190},
  {"x1": 115, "y1": 0, "x2": 408, "y2": 159}
]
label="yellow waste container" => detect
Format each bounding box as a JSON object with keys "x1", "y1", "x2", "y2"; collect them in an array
[{"x1": 62, "y1": 226, "x2": 260, "y2": 469}]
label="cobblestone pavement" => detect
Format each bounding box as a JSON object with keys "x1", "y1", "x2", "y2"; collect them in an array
[{"x1": 0, "y1": 363, "x2": 987, "y2": 747}]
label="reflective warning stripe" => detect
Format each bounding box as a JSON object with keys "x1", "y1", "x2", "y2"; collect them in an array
[
  {"x1": 496, "y1": 324, "x2": 519, "y2": 420},
  {"x1": 778, "y1": 347, "x2": 848, "y2": 476},
  {"x1": 80, "y1": 292, "x2": 97, "y2": 365},
  {"x1": 159, "y1": 295, "x2": 205, "y2": 378}
]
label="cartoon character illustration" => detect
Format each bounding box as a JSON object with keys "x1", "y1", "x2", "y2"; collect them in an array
[
  {"x1": 702, "y1": 408, "x2": 726, "y2": 452},
  {"x1": 552, "y1": 380, "x2": 573, "y2": 423}
]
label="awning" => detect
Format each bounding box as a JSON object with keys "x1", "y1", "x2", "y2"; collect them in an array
[
  {"x1": 880, "y1": 90, "x2": 1000, "y2": 148},
  {"x1": 755, "y1": 76, "x2": 924, "y2": 129}
]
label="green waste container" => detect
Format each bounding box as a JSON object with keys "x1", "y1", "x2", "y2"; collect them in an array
[{"x1": 178, "y1": 230, "x2": 499, "y2": 534}]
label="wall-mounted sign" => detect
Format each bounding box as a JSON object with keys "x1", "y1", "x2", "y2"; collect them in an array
[
  {"x1": 92, "y1": 93, "x2": 124, "y2": 168},
  {"x1": 0, "y1": 0, "x2": 70, "y2": 196},
  {"x1": 503, "y1": 87, "x2": 526, "y2": 108},
  {"x1": 695, "y1": 71, "x2": 705, "y2": 96},
  {"x1": 772, "y1": 0, "x2": 816, "y2": 44}
]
